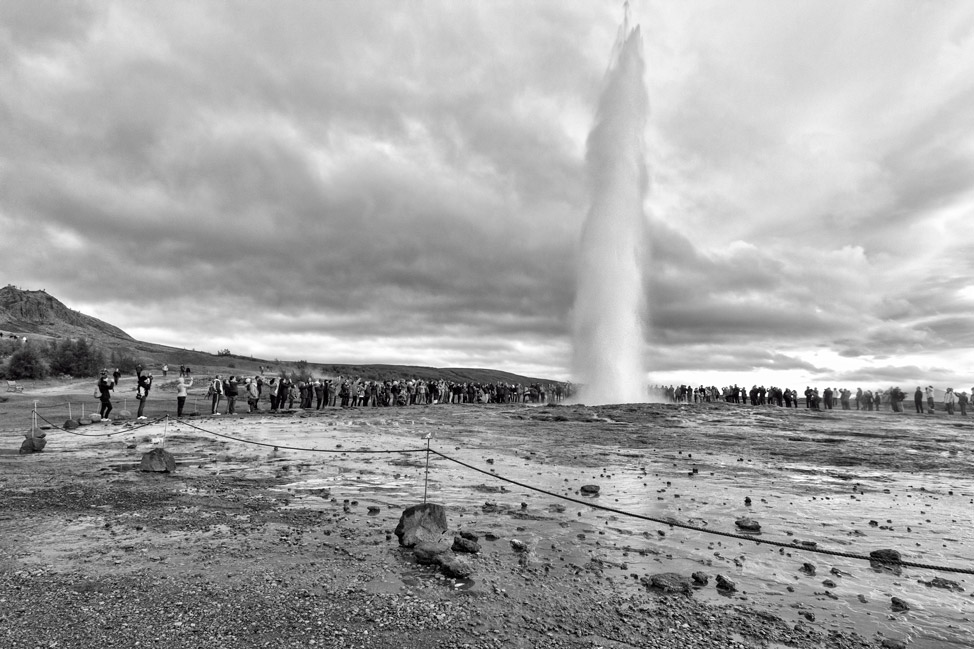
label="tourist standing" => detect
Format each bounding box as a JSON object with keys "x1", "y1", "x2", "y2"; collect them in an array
[
  {"x1": 914, "y1": 387, "x2": 924, "y2": 414},
  {"x1": 224, "y1": 376, "x2": 238, "y2": 414},
  {"x1": 944, "y1": 388, "x2": 956, "y2": 415},
  {"x1": 245, "y1": 378, "x2": 259, "y2": 412},
  {"x1": 97, "y1": 369, "x2": 114, "y2": 421},
  {"x1": 209, "y1": 375, "x2": 224, "y2": 415},
  {"x1": 925, "y1": 386, "x2": 935, "y2": 414},
  {"x1": 175, "y1": 372, "x2": 193, "y2": 417},
  {"x1": 136, "y1": 372, "x2": 153, "y2": 419}
]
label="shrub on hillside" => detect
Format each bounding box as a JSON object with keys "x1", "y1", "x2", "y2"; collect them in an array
[
  {"x1": 109, "y1": 350, "x2": 145, "y2": 374},
  {"x1": 47, "y1": 338, "x2": 105, "y2": 377},
  {"x1": 5, "y1": 345, "x2": 48, "y2": 380}
]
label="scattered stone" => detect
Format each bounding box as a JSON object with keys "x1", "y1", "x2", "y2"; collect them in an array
[
  {"x1": 919, "y1": 577, "x2": 964, "y2": 592},
  {"x1": 890, "y1": 597, "x2": 911, "y2": 613},
  {"x1": 715, "y1": 575, "x2": 737, "y2": 592},
  {"x1": 140, "y1": 448, "x2": 176, "y2": 472},
  {"x1": 510, "y1": 539, "x2": 528, "y2": 552},
  {"x1": 880, "y1": 639, "x2": 907, "y2": 649},
  {"x1": 857, "y1": 594, "x2": 868, "y2": 603},
  {"x1": 458, "y1": 530, "x2": 479, "y2": 542},
  {"x1": 691, "y1": 571, "x2": 709, "y2": 586},
  {"x1": 367, "y1": 506, "x2": 380, "y2": 514},
  {"x1": 642, "y1": 572, "x2": 692, "y2": 595},
  {"x1": 744, "y1": 497, "x2": 752, "y2": 506},
  {"x1": 800, "y1": 562, "x2": 816, "y2": 576},
  {"x1": 802, "y1": 611, "x2": 815, "y2": 622},
  {"x1": 735, "y1": 518, "x2": 761, "y2": 532},
  {"x1": 822, "y1": 579, "x2": 836, "y2": 588},
  {"x1": 115, "y1": 410, "x2": 132, "y2": 421},
  {"x1": 452, "y1": 535, "x2": 481, "y2": 554},
  {"x1": 394, "y1": 503, "x2": 448, "y2": 548},
  {"x1": 580, "y1": 485, "x2": 600, "y2": 495},
  {"x1": 869, "y1": 549, "x2": 901, "y2": 564}
]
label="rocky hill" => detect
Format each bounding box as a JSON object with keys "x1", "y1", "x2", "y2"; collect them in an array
[
  {"x1": 0, "y1": 285, "x2": 133, "y2": 341},
  {"x1": 0, "y1": 286, "x2": 560, "y2": 384}
]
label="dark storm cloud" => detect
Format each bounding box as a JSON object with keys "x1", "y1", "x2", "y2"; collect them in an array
[{"x1": 2, "y1": 1, "x2": 973, "y2": 383}]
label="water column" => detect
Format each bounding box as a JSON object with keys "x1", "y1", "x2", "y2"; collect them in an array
[{"x1": 571, "y1": 19, "x2": 649, "y2": 405}]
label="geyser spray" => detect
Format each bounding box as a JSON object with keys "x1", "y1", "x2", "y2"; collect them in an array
[{"x1": 571, "y1": 20, "x2": 648, "y2": 405}]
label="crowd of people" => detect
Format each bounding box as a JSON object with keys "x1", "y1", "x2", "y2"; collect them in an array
[
  {"x1": 92, "y1": 364, "x2": 971, "y2": 419},
  {"x1": 193, "y1": 375, "x2": 572, "y2": 415},
  {"x1": 652, "y1": 384, "x2": 971, "y2": 415},
  {"x1": 94, "y1": 366, "x2": 572, "y2": 418}
]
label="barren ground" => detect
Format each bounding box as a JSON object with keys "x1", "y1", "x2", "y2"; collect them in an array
[{"x1": 1, "y1": 381, "x2": 972, "y2": 648}]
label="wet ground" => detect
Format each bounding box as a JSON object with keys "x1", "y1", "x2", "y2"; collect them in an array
[{"x1": 3, "y1": 397, "x2": 973, "y2": 648}]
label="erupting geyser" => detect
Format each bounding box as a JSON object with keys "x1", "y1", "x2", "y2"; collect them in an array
[{"x1": 571, "y1": 13, "x2": 649, "y2": 405}]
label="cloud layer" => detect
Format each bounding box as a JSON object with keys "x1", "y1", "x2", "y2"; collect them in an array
[{"x1": 2, "y1": 1, "x2": 973, "y2": 388}]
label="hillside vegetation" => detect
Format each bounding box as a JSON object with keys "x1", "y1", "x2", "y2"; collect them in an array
[{"x1": 0, "y1": 286, "x2": 559, "y2": 385}]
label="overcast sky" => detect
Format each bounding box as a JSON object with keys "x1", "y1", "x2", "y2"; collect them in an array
[{"x1": 2, "y1": 1, "x2": 974, "y2": 389}]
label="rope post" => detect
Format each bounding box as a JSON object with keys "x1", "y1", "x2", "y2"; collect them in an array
[
  {"x1": 32, "y1": 401, "x2": 37, "y2": 439},
  {"x1": 423, "y1": 433, "x2": 432, "y2": 504},
  {"x1": 68, "y1": 402, "x2": 72, "y2": 420}
]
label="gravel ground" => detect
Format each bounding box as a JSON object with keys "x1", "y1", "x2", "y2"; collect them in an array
[{"x1": 1, "y1": 452, "x2": 885, "y2": 649}]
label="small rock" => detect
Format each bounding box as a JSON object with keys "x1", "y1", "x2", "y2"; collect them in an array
[
  {"x1": 800, "y1": 563, "x2": 816, "y2": 576},
  {"x1": 919, "y1": 577, "x2": 964, "y2": 592},
  {"x1": 452, "y1": 536, "x2": 481, "y2": 554},
  {"x1": 510, "y1": 539, "x2": 527, "y2": 552},
  {"x1": 691, "y1": 571, "x2": 709, "y2": 586},
  {"x1": 580, "y1": 485, "x2": 600, "y2": 495},
  {"x1": 642, "y1": 572, "x2": 692, "y2": 595},
  {"x1": 822, "y1": 579, "x2": 836, "y2": 588},
  {"x1": 437, "y1": 554, "x2": 474, "y2": 579},
  {"x1": 880, "y1": 639, "x2": 907, "y2": 649},
  {"x1": 458, "y1": 530, "x2": 479, "y2": 542},
  {"x1": 139, "y1": 448, "x2": 176, "y2": 472},
  {"x1": 715, "y1": 575, "x2": 737, "y2": 592},
  {"x1": 413, "y1": 542, "x2": 450, "y2": 565},
  {"x1": 735, "y1": 518, "x2": 761, "y2": 532},
  {"x1": 890, "y1": 597, "x2": 911, "y2": 613}
]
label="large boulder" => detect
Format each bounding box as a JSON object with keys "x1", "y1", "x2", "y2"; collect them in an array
[
  {"x1": 89, "y1": 414, "x2": 102, "y2": 423},
  {"x1": 140, "y1": 448, "x2": 176, "y2": 473},
  {"x1": 63, "y1": 419, "x2": 80, "y2": 430},
  {"x1": 394, "y1": 503, "x2": 448, "y2": 548}
]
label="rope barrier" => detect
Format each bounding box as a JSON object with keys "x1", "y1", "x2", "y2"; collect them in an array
[
  {"x1": 174, "y1": 418, "x2": 429, "y2": 455},
  {"x1": 33, "y1": 411, "x2": 168, "y2": 438},
  {"x1": 427, "y1": 449, "x2": 974, "y2": 575},
  {"x1": 18, "y1": 412, "x2": 974, "y2": 576}
]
